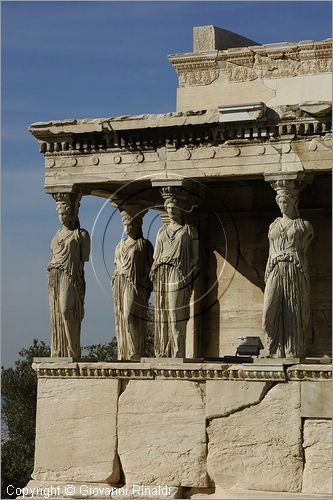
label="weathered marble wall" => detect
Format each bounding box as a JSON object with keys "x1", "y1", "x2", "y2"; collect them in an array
[
  {"x1": 25, "y1": 361, "x2": 332, "y2": 499},
  {"x1": 302, "y1": 419, "x2": 332, "y2": 495},
  {"x1": 176, "y1": 73, "x2": 333, "y2": 112},
  {"x1": 31, "y1": 378, "x2": 120, "y2": 484},
  {"x1": 118, "y1": 380, "x2": 207, "y2": 488}
]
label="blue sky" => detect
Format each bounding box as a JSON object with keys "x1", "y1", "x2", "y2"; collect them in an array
[{"x1": 2, "y1": 1, "x2": 332, "y2": 367}]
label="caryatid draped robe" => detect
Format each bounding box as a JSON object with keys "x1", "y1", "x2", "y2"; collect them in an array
[
  {"x1": 112, "y1": 237, "x2": 153, "y2": 360},
  {"x1": 262, "y1": 217, "x2": 314, "y2": 358},
  {"x1": 151, "y1": 223, "x2": 198, "y2": 358},
  {"x1": 48, "y1": 227, "x2": 90, "y2": 358}
]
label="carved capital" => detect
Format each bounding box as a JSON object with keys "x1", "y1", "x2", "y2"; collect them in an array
[
  {"x1": 271, "y1": 178, "x2": 301, "y2": 192},
  {"x1": 160, "y1": 186, "x2": 188, "y2": 204},
  {"x1": 52, "y1": 191, "x2": 81, "y2": 206},
  {"x1": 111, "y1": 197, "x2": 147, "y2": 224},
  {"x1": 264, "y1": 172, "x2": 314, "y2": 186},
  {"x1": 52, "y1": 192, "x2": 82, "y2": 221}
]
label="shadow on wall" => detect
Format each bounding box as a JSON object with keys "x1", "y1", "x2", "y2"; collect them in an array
[
  {"x1": 103, "y1": 176, "x2": 331, "y2": 359},
  {"x1": 201, "y1": 176, "x2": 331, "y2": 358}
]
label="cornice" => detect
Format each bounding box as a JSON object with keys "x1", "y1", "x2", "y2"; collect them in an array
[
  {"x1": 168, "y1": 51, "x2": 220, "y2": 86},
  {"x1": 32, "y1": 361, "x2": 332, "y2": 382},
  {"x1": 29, "y1": 105, "x2": 332, "y2": 157},
  {"x1": 287, "y1": 364, "x2": 332, "y2": 381},
  {"x1": 169, "y1": 39, "x2": 332, "y2": 86}
]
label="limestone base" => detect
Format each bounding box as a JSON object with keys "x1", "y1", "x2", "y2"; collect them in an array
[{"x1": 27, "y1": 360, "x2": 332, "y2": 498}]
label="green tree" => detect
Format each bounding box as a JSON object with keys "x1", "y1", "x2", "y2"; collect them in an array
[
  {"x1": 82, "y1": 337, "x2": 118, "y2": 361},
  {"x1": 145, "y1": 304, "x2": 155, "y2": 357},
  {"x1": 1, "y1": 318, "x2": 155, "y2": 498},
  {"x1": 1, "y1": 338, "x2": 120, "y2": 498},
  {"x1": 1, "y1": 339, "x2": 50, "y2": 498}
]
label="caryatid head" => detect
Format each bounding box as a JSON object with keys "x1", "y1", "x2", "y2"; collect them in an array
[
  {"x1": 53, "y1": 193, "x2": 81, "y2": 229},
  {"x1": 120, "y1": 205, "x2": 147, "y2": 240},
  {"x1": 160, "y1": 187, "x2": 187, "y2": 225},
  {"x1": 271, "y1": 180, "x2": 300, "y2": 219}
]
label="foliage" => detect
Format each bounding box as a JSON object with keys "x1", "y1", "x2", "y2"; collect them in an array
[
  {"x1": 81, "y1": 337, "x2": 118, "y2": 361},
  {"x1": 1, "y1": 339, "x2": 50, "y2": 498},
  {"x1": 145, "y1": 304, "x2": 155, "y2": 357},
  {"x1": 1, "y1": 316, "x2": 156, "y2": 497}
]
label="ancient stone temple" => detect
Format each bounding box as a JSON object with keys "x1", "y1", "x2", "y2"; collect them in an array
[{"x1": 27, "y1": 26, "x2": 331, "y2": 498}]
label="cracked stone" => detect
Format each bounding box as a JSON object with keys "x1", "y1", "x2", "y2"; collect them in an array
[
  {"x1": 207, "y1": 383, "x2": 303, "y2": 492},
  {"x1": 206, "y1": 380, "x2": 272, "y2": 418}
]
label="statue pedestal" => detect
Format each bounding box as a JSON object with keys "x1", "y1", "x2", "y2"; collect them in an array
[
  {"x1": 141, "y1": 357, "x2": 204, "y2": 363},
  {"x1": 256, "y1": 357, "x2": 333, "y2": 365},
  {"x1": 33, "y1": 357, "x2": 74, "y2": 363},
  {"x1": 256, "y1": 357, "x2": 302, "y2": 365}
]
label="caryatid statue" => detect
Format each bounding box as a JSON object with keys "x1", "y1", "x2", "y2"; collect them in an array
[
  {"x1": 48, "y1": 193, "x2": 90, "y2": 359},
  {"x1": 262, "y1": 180, "x2": 314, "y2": 358},
  {"x1": 112, "y1": 205, "x2": 153, "y2": 360},
  {"x1": 150, "y1": 187, "x2": 199, "y2": 358}
]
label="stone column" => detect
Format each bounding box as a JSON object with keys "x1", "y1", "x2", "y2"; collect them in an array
[
  {"x1": 48, "y1": 192, "x2": 90, "y2": 359},
  {"x1": 262, "y1": 174, "x2": 314, "y2": 359}
]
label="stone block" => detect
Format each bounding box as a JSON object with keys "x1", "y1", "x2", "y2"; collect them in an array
[
  {"x1": 207, "y1": 383, "x2": 303, "y2": 492},
  {"x1": 302, "y1": 419, "x2": 332, "y2": 495},
  {"x1": 193, "y1": 26, "x2": 258, "y2": 52},
  {"x1": 118, "y1": 380, "x2": 207, "y2": 487},
  {"x1": 32, "y1": 378, "x2": 120, "y2": 483},
  {"x1": 206, "y1": 380, "x2": 271, "y2": 418},
  {"x1": 301, "y1": 381, "x2": 332, "y2": 417}
]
